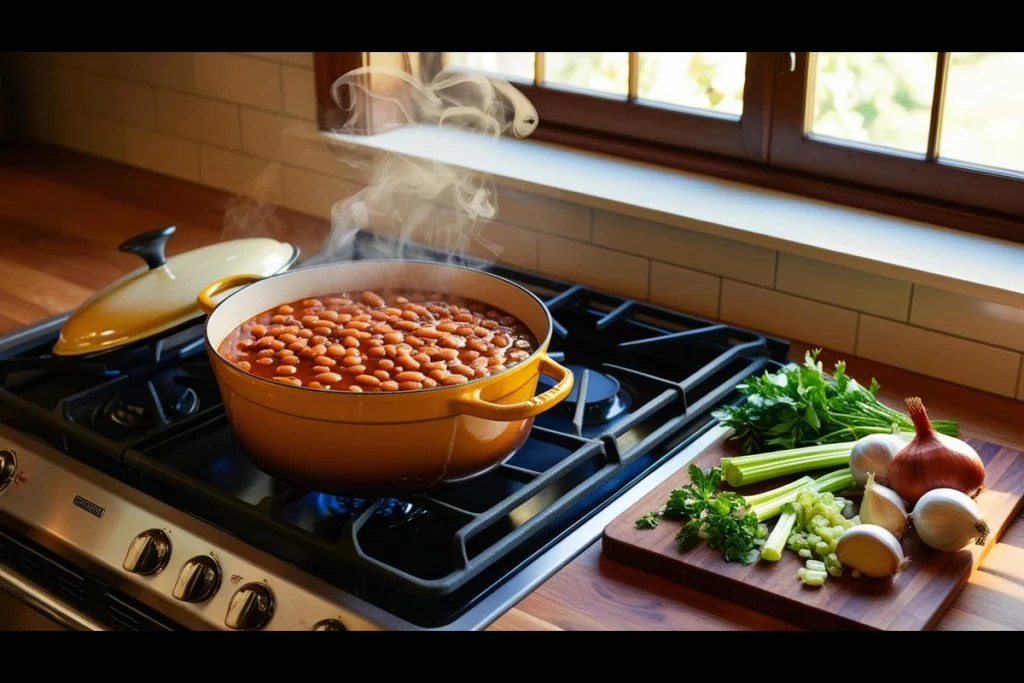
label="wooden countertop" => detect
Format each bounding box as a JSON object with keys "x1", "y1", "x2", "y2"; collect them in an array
[{"x1": 2, "y1": 142, "x2": 1022, "y2": 631}]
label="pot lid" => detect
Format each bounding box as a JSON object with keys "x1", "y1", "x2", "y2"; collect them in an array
[{"x1": 53, "y1": 226, "x2": 299, "y2": 357}]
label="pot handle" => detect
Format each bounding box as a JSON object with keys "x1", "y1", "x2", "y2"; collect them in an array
[
  {"x1": 197, "y1": 274, "x2": 263, "y2": 314},
  {"x1": 451, "y1": 354, "x2": 574, "y2": 422}
]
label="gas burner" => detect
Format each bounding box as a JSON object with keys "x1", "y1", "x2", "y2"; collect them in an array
[
  {"x1": 316, "y1": 494, "x2": 423, "y2": 530},
  {"x1": 538, "y1": 364, "x2": 632, "y2": 426},
  {"x1": 91, "y1": 375, "x2": 201, "y2": 437}
]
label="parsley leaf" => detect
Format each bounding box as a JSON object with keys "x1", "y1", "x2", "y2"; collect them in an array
[
  {"x1": 635, "y1": 465, "x2": 768, "y2": 565},
  {"x1": 711, "y1": 349, "x2": 960, "y2": 454}
]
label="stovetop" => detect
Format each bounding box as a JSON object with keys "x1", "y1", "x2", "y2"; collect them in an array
[{"x1": 0, "y1": 229, "x2": 790, "y2": 630}]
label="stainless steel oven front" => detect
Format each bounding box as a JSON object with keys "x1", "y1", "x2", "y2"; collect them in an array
[{"x1": 0, "y1": 562, "x2": 107, "y2": 631}]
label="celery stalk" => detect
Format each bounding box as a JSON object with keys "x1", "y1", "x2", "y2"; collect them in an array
[
  {"x1": 813, "y1": 468, "x2": 856, "y2": 494},
  {"x1": 761, "y1": 501, "x2": 804, "y2": 561},
  {"x1": 721, "y1": 442, "x2": 854, "y2": 471},
  {"x1": 753, "y1": 486, "x2": 810, "y2": 522},
  {"x1": 751, "y1": 468, "x2": 855, "y2": 522},
  {"x1": 726, "y1": 450, "x2": 851, "y2": 487},
  {"x1": 742, "y1": 476, "x2": 814, "y2": 507}
]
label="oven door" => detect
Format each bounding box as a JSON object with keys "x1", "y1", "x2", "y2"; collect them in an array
[{"x1": 0, "y1": 563, "x2": 108, "y2": 631}]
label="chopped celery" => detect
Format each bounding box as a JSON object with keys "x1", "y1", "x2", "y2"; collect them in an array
[
  {"x1": 777, "y1": 485, "x2": 863, "y2": 577},
  {"x1": 800, "y1": 570, "x2": 828, "y2": 586},
  {"x1": 761, "y1": 501, "x2": 804, "y2": 561}
]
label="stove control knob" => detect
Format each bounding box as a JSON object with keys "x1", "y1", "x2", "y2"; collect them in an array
[
  {"x1": 123, "y1": 529, "x2": 171, "y2": 576},
  {"x1": 172, "y1": 555, "x2": 221, "y2": 603},
  {"x1": 0, "y1": 449, "x2": 16, "y2": 493},
  {"x1": 310, "y1": 619, "x2": 347, "y2": 631},
  {"x1": 225, "y1": 583, "x2": 274, "y2": 631}
]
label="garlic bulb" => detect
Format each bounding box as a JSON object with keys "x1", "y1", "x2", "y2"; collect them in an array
[
  {"x1": 849, "y1": 432, "x2": 909, "y2": 487},
  {"x1": 835, "y1": 524, "x2": 908, "y2": 578},
  {"x1": 860, "y1": 472, "x2": 908, "y2": 538},
  {"x1": 911, "y1": 488, "x2": 990, "y2": 551}
]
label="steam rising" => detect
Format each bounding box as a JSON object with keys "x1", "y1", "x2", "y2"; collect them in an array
[
  {"x1": 309, "y1": 64, "x2": 537, "y2": 267},
  {"x1": 221, "y1": 58, "x2": 538, "y2": 273}
]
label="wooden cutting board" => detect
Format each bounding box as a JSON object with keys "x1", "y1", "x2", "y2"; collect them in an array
[{"x1": 602, "y1": 430, "x2": 1024, "y2": 630}]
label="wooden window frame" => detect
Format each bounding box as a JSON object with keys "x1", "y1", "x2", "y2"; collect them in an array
[
  {"x1": 314, "y1": 52, "x2": 1024, "y2": 245},
  {"x1": 771, "y1": 52, "x2": 1024, "y2": 217}
]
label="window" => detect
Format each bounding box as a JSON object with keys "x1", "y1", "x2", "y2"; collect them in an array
[{"x1": 314, "y1": 52, "x2": 1024, "y2": 242}]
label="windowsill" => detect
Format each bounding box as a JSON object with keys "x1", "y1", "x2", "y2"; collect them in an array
[{"x1": 293, "y1": 124, "x2": 1024, "y2": 310}]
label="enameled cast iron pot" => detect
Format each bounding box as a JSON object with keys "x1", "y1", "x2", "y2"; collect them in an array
[{"x1": 197, "y1": 260, "x2": 574, "y2": 495}]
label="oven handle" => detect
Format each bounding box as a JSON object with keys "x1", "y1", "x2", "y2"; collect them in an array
[{"x1": 0, "y1": 563, "x2": 109, "y2": 631}]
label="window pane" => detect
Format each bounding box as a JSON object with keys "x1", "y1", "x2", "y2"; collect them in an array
[
  {"x1": 940, "y1": 52, "x2": 1024, "y2": 173},
  {"x1": 637, "y1": 52, "x2": 746, "y2": 116},
  {"x1": 810, "y1": 52, "x2": 937, "y2": 154},
  {"x1": 542, "y1": 52, "x2": 629, "y2": 97},
  {"x1": 444, "y1": 52, "x2": 534, "y2": 82}
]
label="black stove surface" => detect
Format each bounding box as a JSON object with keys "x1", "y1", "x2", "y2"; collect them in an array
[{"x1": 0, "y1": 229, "x2": 791, "y2": 628}]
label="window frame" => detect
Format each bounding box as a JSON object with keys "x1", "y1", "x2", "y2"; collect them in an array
[
  {"x1": 770, "y1": 52, "x2": 1024, "y2": 216},
  {"x1": 313, "y1": 51, "x2": 1024, "y2": 245}
]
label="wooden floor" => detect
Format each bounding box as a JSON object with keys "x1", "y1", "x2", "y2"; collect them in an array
[{"x1": 2, "y1": 142, "x2": 1024, "y2": 631}]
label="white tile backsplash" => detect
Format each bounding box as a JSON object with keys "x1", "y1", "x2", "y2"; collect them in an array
[
  {"x1": 649, "y1": 261, "x2": 721, "y2": 319},
  {"x1": 199, "y1": 146, "x2": 282, "y2": 203},
  {"x1": 776, "y1": 253, "x2": 912, "y2": 321},
  {"x1": 720, "y1": 280, "x2": 859, "y2": 353},
  {"x1": 239, "y1": 108, "x2": 303, "y2": 160},
  {"x1": 538, "y1": 235, "x2": 649, "y2": 299},
  {"x1": 104, "y1": 52, "x2": 195, "y2": 91},
  {"x1": 25, "y1": 108, "x2": 125, "y2": 162},
  {"x1": 124, "y1": 127, "x2": 200, "y2": 181},
  {"x1": 282, "y1": 66, "x2": 317, "y2": 121},
  {"x1": 472, "y1": 222, "x2": 539, "y2": 271},
  {"x1": 193, "y1": 52, "x2": 281, "y2": 111},
  {"x1": 496, "y1": 187, "x2": 592, "y2": 241},
  {"x1": 281, "y1": 165, "x2": 362, "y2": 217},
  {"x1": 857, "y1": 315, "x2": 1021, "y2": 397},
  {"x1": 240, "y1": 52, "x2": 314, "y2": 68},
  {"x1": 910, "y1": 286, "x2": 1024, "y2": 352},
  {"x1": 593, "y1": 210, "x2": 777, "y2": 287},
  {"x1": 157, "y1": 90, "x2": 239, "y2": 148},
  {"x1": 77, "y1": 71, "x2": 157, "y2": 128}
]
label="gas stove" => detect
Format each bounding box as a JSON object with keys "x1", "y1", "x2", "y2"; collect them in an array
[{"x1": 0, "y1": 229, "x2": 790, "y2": 631}]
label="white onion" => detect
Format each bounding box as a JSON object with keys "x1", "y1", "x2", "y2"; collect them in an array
[{"x1": 911, "y1": 488, "x2": 990, "y2": 552}]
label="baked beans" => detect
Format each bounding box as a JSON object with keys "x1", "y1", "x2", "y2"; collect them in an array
[{"x1": 218, "y1": 290, "x2": 538, "y2": 391}]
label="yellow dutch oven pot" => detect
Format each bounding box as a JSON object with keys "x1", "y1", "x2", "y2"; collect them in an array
[{"x1": 197, "y1": 260, "x2": 574, "y2": 495}]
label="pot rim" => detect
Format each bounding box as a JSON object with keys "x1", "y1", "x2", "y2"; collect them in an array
[{"x1": 204, "y1": 258, "x2": 555, "y2": 397}]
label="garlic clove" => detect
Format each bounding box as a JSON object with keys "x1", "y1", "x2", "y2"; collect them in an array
[
  {"x1": 835, "y1": 524, "x2": 908, "y2": 578},
  {"x1": 910, "y1": 488, "x2": 990, "y2": 552},
  {"x1": 860, "y1": 472, "x2": 909, "y2": 538}
]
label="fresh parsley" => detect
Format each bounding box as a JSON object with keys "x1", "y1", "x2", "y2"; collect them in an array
[
  {"x1": 636, "y1": 465, "x2": 768, "y2": 565},
  {"x1": 710, "y1": 349, "x2": 960, "y2": 454}
]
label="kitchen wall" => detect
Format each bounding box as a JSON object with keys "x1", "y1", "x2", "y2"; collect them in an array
[{"x1": 3, "y1": 51, "x2": 1024, "y2": 402}]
